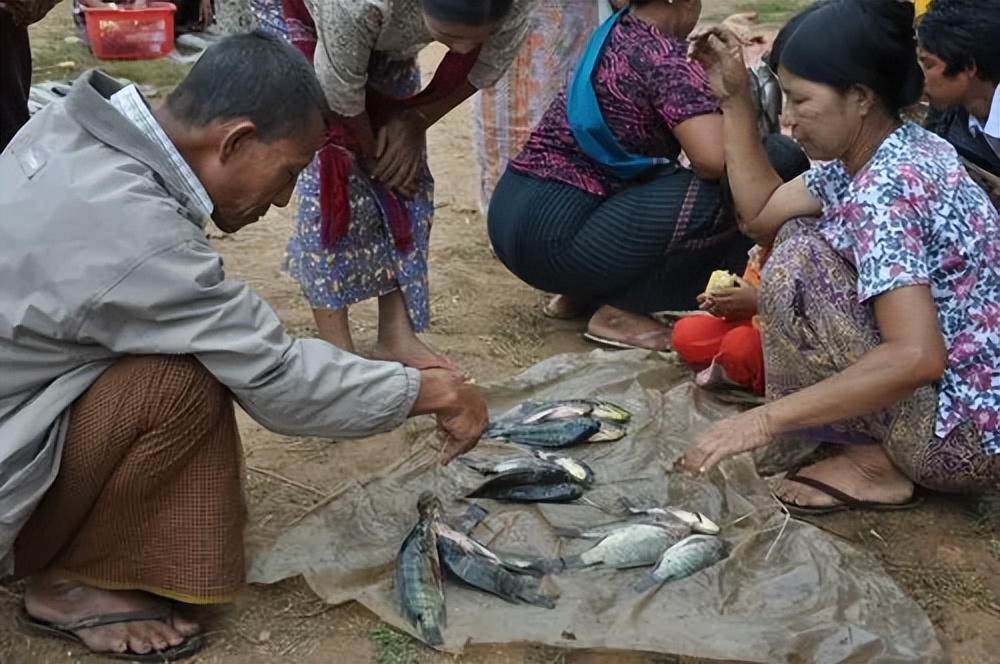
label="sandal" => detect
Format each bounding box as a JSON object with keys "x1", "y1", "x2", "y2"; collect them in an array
[
  {"x1": 776, "y1": 469, "x2": 923, "y2": 516},
  {"x1": 18, "y1": 605, "x2": 206, "y2": 662}
]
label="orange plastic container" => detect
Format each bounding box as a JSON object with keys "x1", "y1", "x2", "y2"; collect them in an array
[{"x1": 82, "y1": 2, "x2": 176, "y2": 61}]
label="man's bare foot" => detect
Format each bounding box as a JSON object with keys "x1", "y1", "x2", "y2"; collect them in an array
[
  {"x1": 543, "y1": 294, "x2": 595, "y2": 320},
  {"x1": 25, "y1": 571, "x2": 201, "y2": 656},
  {"x1": 585, "y1": 305, "x2": 671, "y2": 351},
  {"x1": 772, "y1": 444, "x2": 914, "y2": 508}
]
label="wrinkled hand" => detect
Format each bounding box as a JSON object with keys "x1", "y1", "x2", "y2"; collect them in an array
[
  {"x1": 430, "y1": 371, "x2": 488, "y2": 464},
  {"x1": 689, "y1": 26, "x2": 751, "y2": 103},
  {"x1": 199, "y1": 0, "x2": 213, "y2": 28},
  {"x1": 697, "y1": 278, "x2": 759, "y2": 321},
  {"x1": 1, "y1": 0, "x2": 60, "y2": 26},
  {"x1": 675, "y1": 407, "x2": 773, "y2": 475},
  {"x1": 372, "y1": 111, "x2": 426, "y2": 197}
]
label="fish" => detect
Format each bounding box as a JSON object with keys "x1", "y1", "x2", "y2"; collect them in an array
[
  {"x1": 396, "y1": 492, "x2": 446, "y2": 646},
  {"x1": 564, "y1": 523, "x2": 685, "y2": 570},
  {"x1": 492, "y1": 551, "x2": 563, "y2": 576},
  {"x1": 633, "y1": 534, "x2": 731, "y2": 593},
  {"x1": 552, "y1": 516, "x2": 689, "y2": 541},
  {"x1": 435, "y1": 524, "x2": 556, "y2": 609},
  {"x1": 467, "y1": 466, "x2": 585, "y2": 503},
  {"x1": 577, "y1": 399, "x2": 632, "y2": 424},
  {"x1": 533, "y1": 450, "x2": 595, "y2": 486},
  {"x1": 521, "y1": 402, "x2": 594, "y2": 424},
  {"x1": 627, "y1": 506, "x2": 721, "y2": 536},
  {"x1": 502, "y1": 418, "x2": 602, "y2": 448},
  {"x1": 587, "y1": 420, "x2": 627, "y2": 443}
]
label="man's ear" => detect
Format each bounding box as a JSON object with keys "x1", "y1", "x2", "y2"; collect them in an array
[{"x1": 218, "y1": 120, "x2": 257, "y2": 164}]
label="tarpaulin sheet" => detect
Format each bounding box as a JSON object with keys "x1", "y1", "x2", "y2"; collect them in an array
[{"x1": 249, "y1": 350, "x2": 944, "y2": 663}]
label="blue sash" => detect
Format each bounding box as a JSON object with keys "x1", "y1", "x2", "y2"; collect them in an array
[{"x1": 567, "y1": 8, "x2": 676, "y2": 180}]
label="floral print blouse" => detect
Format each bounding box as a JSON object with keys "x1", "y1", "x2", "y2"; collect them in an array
[
  {"x1": 301, "y1": 0, "x2": 533, "y2": 116},
  {"x1": 804, "y1": 122, "x2": 1000, "y2": 454}
]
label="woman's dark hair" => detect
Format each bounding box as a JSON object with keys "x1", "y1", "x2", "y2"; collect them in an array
[
  {"x1": 765, "y1": 0, "x2": 837, "y2": 74},
  {"x1": 778, "y1": 0, "x2": 924, "y2": 118},
  {"x1": 918, "y1": 0, "x2": 1000, "y2": 84},
  {"x1": 419, "y1": 0, "x2": 514, "y2": 26}
]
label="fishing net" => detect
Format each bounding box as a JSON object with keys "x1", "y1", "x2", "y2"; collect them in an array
[{"x1": 249, "y1": 350, "x2": 945, "y2": 663}]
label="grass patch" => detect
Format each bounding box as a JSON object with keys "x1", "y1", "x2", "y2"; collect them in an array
[
  {"x1": 369, "y1": 623, "x2": 422, "y2": 664},
  {"x1": 29, "y1": 8, "x2": 189, "y2": 97},
  {"x1": 701, "y1": 0, "x2": 812, "y2": 27}
]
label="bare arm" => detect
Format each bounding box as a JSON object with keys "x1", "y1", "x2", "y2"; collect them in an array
[
  {"x1": 672, "y1": 114, "x2": 725, "y2": 181},
  {"x1": 692, "y1": 32, "x2": 822, "y2": 242},
  {"x1": 679, "y1": 284, "x2": 947, "y2": 473},
  {"x1": 409, "y1": 80, "x2": 478, "y2": 131},
  {"x1": 762, "y1": 284, "x2": 946, "y2": 435}
]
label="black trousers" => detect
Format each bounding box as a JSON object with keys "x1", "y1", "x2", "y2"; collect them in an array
[{"x1": 487, "y1": 169, "x2": 749, "y2": 314}]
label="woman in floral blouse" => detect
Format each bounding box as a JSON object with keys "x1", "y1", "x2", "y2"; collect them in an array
[{"x1": 679, "y1": 0, "x2": 999, "y2": 511}]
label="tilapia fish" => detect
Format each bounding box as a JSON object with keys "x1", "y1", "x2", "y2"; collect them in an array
[
  {"x1": 553, "y1": 507, "x2": 718, "y2": 540},
  {"x1": 633, "y1": 534, "x2": 730, "y2": 592},
  {"x1": 435, "y1": 524, "x2": 556, "y2": 609},
  {"x1": 565, "y1": 523, "x2": 683, "y2": 570},
  {"x1": 467, "y1": 466, "x2": 584, "y2": 503},
  {"x1": 396, "y1": 493, "x2": 446, "y2": 645},
  {"x1": 486, "y1": 417, "x2": 601, "y2": 448},
  {"x1": 460, "y1": 450, "x2": 595, "y2": 486}
]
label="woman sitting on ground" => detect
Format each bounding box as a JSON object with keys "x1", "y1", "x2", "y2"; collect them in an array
[
  {"x1": 679, "y1": 0, "x2": 999, "y2": 512},
  {"x1": 487, "y1": 0, "x2": 748, "y2": 352}
]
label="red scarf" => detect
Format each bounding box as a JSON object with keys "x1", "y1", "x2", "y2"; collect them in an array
[{"x1": 282, "y1": 0, "x2": 479, "y2": 252}]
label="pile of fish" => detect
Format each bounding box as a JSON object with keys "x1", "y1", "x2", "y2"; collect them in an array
[
  {"x1": 483, "y1": 398, "x2": 631, "y2": 448},
  {"x1": 397, "y1": 492, "x2": 556, "y2": 645},
  {"x1": 552, "y1": 506, "x2": 730, "y2": 593},
  {"x1": 461, "y1": 449, "x2": 594, "y2": 503},
  {"x1": 395, "y1": 397, "x2": 731, "y2": 646}
]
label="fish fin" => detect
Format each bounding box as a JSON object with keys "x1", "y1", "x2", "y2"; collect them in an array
[
  {"x1": 550, "y1": 526, "x2": 583, "y2": 538},
  {"x1": 631, "y1": 574, "x2": 662, "y2": 594}
]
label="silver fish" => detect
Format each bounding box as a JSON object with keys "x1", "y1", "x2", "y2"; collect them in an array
[
  {"x1": 533, "y1": 450, "x2": 595, "y2": 486},
  {"x1": 552, "y1": 516, "x2": 688, "y2": 541},
  {"x1": 521, "y1": 403, "x2": 593, "y2": 424},
  {"x1": 633, "y1": 534, "x2": 730, "y2": 593},
  {"x1": 396, "y1": 493, "x2": 446, "y2": 645},
  {"x1": 466, "y1": 466, "x2": 584, "y2": 503},
  {"x1": 626, "y1": 506, "x2": 721, "y2": 536},
  {"x1": 565, "y1": 524, "x2": 684, "y2": 570},
  {"x1": 587, "y1": 420, "x2": 627, "y2": 443}
]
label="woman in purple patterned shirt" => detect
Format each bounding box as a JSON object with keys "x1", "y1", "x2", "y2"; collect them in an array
[{"x1": 486, "y1": 0, "x2": 745, "y2": 351}]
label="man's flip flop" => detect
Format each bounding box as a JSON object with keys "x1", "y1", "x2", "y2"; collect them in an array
[
  {"x1": 18, "y1": 606, "x2": 206, "y2": 662},
  {"x1": 776, "y1": 471, "x2": 923, "y2": 516},
  {"x1": 583, "y1": 329, "x2": 671, "y2": 351}
]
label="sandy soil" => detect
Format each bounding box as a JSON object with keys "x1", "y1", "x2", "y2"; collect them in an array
[{"x1": 2, "y1": 10, "x2": 998, "y2": 664}]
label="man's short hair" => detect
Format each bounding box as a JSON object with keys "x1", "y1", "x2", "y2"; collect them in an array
[
  {"x1": 918, "y1": 0, "x2": 1000, "y2": 84},
  {"x1": 164, "y1": 31, "x2": 330, "y2": 141}
]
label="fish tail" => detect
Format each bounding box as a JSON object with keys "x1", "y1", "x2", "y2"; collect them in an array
[{"x1": 631, "y1": 574, "x2": 662, "y2": 594}]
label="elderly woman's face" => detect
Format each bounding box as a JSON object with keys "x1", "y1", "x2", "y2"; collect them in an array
[{"x1": 777, "y1": 67, "x2": 862, "y2": 162}]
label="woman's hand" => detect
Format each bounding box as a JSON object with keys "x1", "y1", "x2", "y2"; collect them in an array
[
  {"x1": 689, "y1": 28, "x2": 751, "y2": 104},
  {"x1": 698, "y1": 277, "x2": 759, "y2": 320},
  {"x1": 675, "y1": 407, "x2": 774, "y2": 475},
  {"x1": 372, "y1": 110, "x2": 426, "y2": 197}
]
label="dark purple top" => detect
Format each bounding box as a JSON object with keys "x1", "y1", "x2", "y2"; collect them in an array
[{"x1": 508, "y1": 13, "x2": 720, "y2": 197}]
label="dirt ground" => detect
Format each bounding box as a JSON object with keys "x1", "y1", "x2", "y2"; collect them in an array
[{"x1": 2, "y1": 3, "x2": 999, "y2": 663}]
